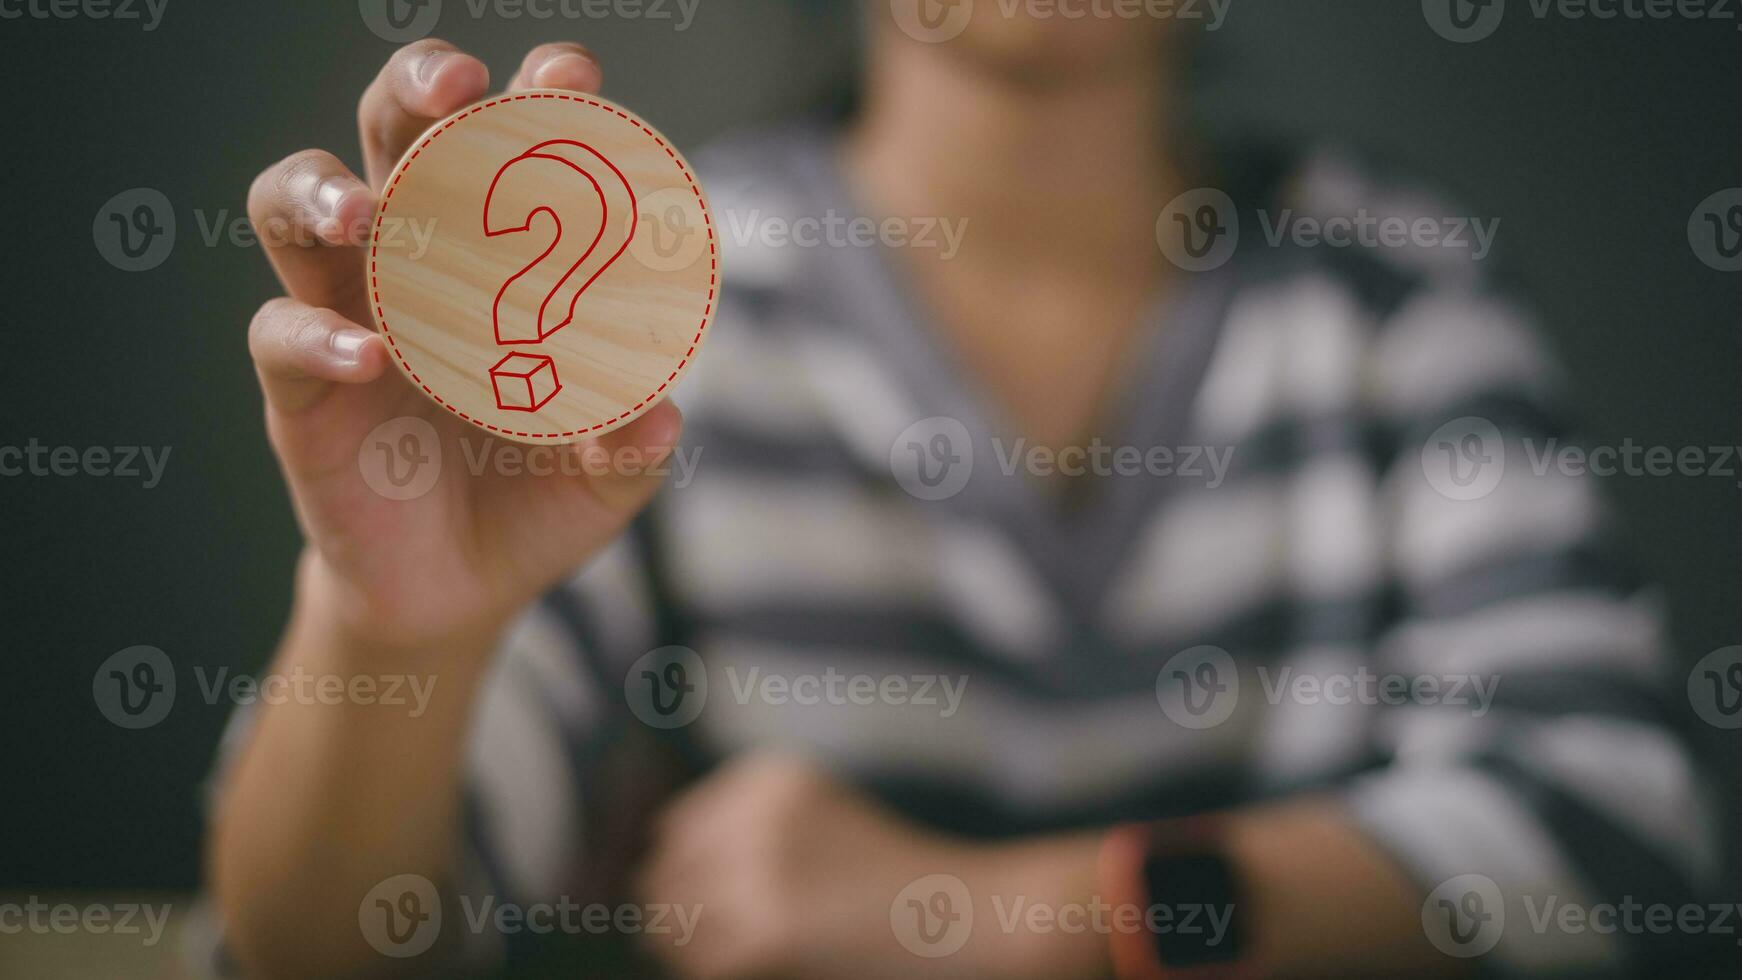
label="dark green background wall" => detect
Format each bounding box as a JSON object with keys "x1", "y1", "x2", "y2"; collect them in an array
[{"x1": 3, "y1": 0, "x2": 1738, "y2": 891}]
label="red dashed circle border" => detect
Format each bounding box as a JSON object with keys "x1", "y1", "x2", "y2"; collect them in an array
[{"x1": 368, "y1": 92, "x2": 718, "y2": 440}]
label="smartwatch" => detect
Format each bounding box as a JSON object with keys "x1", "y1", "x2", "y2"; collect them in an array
[{"x1": 1100, "y1": 819, "x2": 1249, "y2": 979}]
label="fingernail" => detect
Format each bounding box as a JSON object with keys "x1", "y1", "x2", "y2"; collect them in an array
[
  {"x1": 315, "y1": 177, "x2": 360, "y2": 218},
  {"x1": 534, "y1": 53, "x2": 596, "y2": 87},
  {"x1": 331, "y1": 329, "x2": 374, "y2": 363},
  {"x1": 416, "y1": 50, "x2": 450, "y2": 87}
]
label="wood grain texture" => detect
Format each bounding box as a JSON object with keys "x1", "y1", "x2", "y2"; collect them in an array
[{"x1": 369, "y1": 91, "x2": 717, "y2": 443}]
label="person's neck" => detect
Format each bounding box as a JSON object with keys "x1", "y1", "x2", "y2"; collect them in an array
[{"x1": 843, "y1": 38, "x2": 1182, "y2": 279}]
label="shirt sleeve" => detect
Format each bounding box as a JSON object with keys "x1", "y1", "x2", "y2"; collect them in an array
[{"x1": 1340, "y1": 281, "x2": 1721, "y2": 976}]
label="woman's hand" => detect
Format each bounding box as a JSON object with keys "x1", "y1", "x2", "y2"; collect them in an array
[
  {"x1": 214, "y1": 41, "x2": 681, "y2": 978},
  {"x1": 245, "y1": 39, "x2": 679, "y2": 654},
  {"x1": 633, "y1": 754, "x2": 1108, "y2": 980}
]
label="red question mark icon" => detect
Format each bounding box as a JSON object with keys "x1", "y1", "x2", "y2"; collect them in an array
[{"x1": 481, "y1": 139, "x2": 638, "y2": 412}]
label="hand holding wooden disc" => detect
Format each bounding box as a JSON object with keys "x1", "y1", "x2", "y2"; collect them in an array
[{"x1": 368, "y1": 90, "x2": 717, "y2": 443}]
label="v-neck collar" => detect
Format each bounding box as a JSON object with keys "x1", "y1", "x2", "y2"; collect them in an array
[{"x1": 776, "y1": 122, "x2": 1241, "y2": 628}]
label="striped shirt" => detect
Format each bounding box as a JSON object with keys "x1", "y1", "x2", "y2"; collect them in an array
[{"x1": 214, "y1": 123, "x2": 1718, "y2": 978}]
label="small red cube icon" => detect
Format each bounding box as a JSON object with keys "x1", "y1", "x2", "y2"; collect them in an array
[{"x1": 489, "y1": 352, "x2": 562, "y2": 412}]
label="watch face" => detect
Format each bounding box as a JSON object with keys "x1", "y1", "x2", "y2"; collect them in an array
[{"x1": 1143, "y1": 850, "x2": 1245, "y2": 967}]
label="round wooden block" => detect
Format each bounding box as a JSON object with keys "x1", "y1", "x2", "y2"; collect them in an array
[{"x1": 368, "y1": 90, "x2": 718, "y2": 443}]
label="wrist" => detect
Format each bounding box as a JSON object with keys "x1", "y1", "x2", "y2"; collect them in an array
[
  {"x1": 291, "y1": 549, "x2": 506, "y2": 671},
  {"x1": 958, "y1": 835, "x2": 1109, "y2": 980}
]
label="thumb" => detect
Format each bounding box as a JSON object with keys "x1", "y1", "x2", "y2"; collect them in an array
[{"x1": 574, "y1": 399, "x2": 687, "y2": 514}]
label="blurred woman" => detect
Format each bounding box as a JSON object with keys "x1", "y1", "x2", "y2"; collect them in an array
[{"x1": 208, "y1": 5, "x2": 1716, "y2": 977}]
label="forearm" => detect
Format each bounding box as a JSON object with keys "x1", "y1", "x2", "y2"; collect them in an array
[
  {"x1": 1218, "y1": 801, "x2": 1465, "y2": 978},
  {"x1": 207, "y1": 554, "x2": 500, "y2": 978},
  {"x1": 973, "y1": 802, "x2": 1465, "y2": 980}
]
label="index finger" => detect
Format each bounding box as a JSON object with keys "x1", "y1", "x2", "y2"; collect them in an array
[{"x1": 357, "y1": 39, "x2": 491, "y2": 190}]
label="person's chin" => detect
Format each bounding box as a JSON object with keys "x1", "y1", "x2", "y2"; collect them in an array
[{"x1": 947, "y1": 23, "x2": 1169, "y2": 89}]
